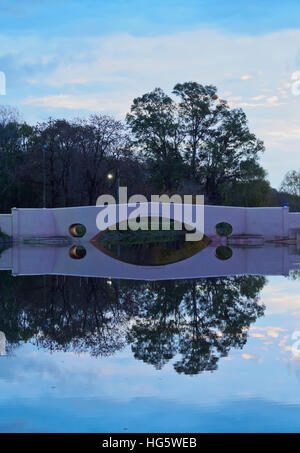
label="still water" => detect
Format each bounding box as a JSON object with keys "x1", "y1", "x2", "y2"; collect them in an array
[{"x1": 1, "y1": 243, "x2": 300, "y2": 432}]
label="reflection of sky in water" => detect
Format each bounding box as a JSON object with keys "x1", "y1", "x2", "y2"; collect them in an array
[{"x1": 0, "y1": 276, "x2": 300, "y2": 432}]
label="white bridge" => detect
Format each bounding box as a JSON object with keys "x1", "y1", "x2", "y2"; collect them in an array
[
  {"x1": 1, "y1": 204, "x2": 300, "y2": 279},
  {"x1": 0, "y1": 204, "x2": 299, "y2": 241}
]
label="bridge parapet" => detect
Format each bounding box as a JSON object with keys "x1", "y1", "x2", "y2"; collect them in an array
[{"x1": 3, "y1": 204, "x2": 300, "y2": 242}]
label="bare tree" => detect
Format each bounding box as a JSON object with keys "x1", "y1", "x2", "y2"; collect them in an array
[
  {"x1": 0, "y1": 105, "x2": 20, "y2": 127},
  {"x1": 76, "y1": 114, "x2": 126, "y2": 205}
]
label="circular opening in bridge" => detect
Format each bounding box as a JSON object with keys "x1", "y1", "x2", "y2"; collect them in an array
[
  {"x1": 69, "y1": 223, "x2": 86, "y2": 238},
  {"x1": 214, "y1": 246, "x2": 233, "y2": 261},
  {"x1": 215, "y1": 222, "x2": 232, "y2": 237},
  {"x1": 69, "y1": 245, "x2": 87, "y2": 260}
]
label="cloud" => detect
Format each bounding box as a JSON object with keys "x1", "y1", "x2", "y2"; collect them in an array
[
  {"x1": 241, "y1": 74, "x2": 253, "y2": 80},
  {"x1": 22, "y1": 94, "x2": 131, "y2": 116},
  {"x1": 1, "y1": 27, "x2": 300, "y2": 185},
  {"x1": 267, "y1": 95, "x2": 279, "y2": 103},
  {"x1": 251, "y1": 95, "x2": 266, "y2": 101}
]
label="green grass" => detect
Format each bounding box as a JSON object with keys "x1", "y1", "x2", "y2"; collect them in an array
[
  {"x1": 98, "y1": 228, "x2": 188, "y2": 247},
  {"x1": 97, "y1": 217, "x2": 194, "y2": 246}
]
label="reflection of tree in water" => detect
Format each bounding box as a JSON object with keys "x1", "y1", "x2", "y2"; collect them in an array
[
  {"x1": 0, "y1": 272, "x2": 265, "y2": 373},
  {"x1": 0, "y1": 272, "x2": 138, "y2": 356},
  {"x1": 127, "y1": 276, "x2": 266, "y2": 374},
  {"x1": 34, "y1": 277, "x2": 138, "y2": 356}
]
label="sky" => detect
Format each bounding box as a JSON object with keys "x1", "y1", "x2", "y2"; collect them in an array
[{"x1": 0, "y1": 0, "x2": 300, "y2": 187}]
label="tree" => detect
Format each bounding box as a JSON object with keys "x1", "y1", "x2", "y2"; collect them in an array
[
  {"x1": 32, "y1": 118, "x2": 78, "y2": 207},
  {"x1": 0, "y1": 90, "x2": 270, "y2": 211},
  {"x1": 173, "y1": 82, "x2": 228, "y2": 179},
  {"x1": 126, "y1": 83, "x2": 266, "y2": 203},
  {"x1": 32, "y1": 115, "x2": 127, "y2": 207},
  {"x1": 76, "y1": 114, "x2": 127, "y2": 205},
  {"x1": 0, "y1": 105, "x2": 20, "y2": 127},
  {"x1": 198, "y1": 108, "x2": 265, "y2": 203},
  {"x1": 219, "y1": 159, "x2": 272, "y2": 206},
  {"x1": 126, "y1": 88, "x2": 186, "y2": 191},
  {"x1": 0, "y1": 106, "x2": 34, "y2": 212}
]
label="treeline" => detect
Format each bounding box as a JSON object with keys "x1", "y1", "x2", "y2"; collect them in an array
[{"x1": 0, "y1": 82, "x2": 296, "y2": 212}]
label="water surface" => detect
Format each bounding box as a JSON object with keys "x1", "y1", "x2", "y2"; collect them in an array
[{"x1": 0, "y1": 244, "x2": 300, "y2": 432}]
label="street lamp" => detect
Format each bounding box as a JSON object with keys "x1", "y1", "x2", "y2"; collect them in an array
[
  {"x1": 43, "y1": 144, "x2": 47, "y2": 208},
  {"x1": 106, "y1": 167, "x2": 120, "y2": 204}
]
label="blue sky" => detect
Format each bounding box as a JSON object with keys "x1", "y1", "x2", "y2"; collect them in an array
[
  {"x1": 1, "y1": 1, "x2": 300, "y2": 37},
  {"x1": 1, "y1": 0, "x2": 300, "y2": 186}
]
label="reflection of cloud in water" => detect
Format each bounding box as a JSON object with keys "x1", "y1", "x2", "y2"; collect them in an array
[
  {"x1": 242, "y1": 354, "x2": 254, "y2": 360},
  {"x1": 287, "y1": 357, "x2": 300, "y2": 385},
  {"x1": 0, "y1": 420, "x2": 27, "y2": 433},
  {"x1": 250, "y1": 326, "x2": 287, "y2": 339},
  {"x1": 262, "y1": 279, "x2": 300, "y2": 315}
]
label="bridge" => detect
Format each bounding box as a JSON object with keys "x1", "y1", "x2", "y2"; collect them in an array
[
  {"x1": 1, "y1": 204, "x2": 300, "y2": 280},
  {"x1": 0, "y1": 204, "x2": 299, "y2": 241}
]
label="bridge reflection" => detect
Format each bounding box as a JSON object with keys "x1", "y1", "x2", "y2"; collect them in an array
[{"x1": 0, "y1": 243, "x2": 300, "y2": 279}]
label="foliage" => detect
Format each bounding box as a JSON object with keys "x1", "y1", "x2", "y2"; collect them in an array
[
  {"x1": 127, "y1": 82, "x2": 267, "y2": 203},
  {"x1": 126, "y1": 88, "x2": 186, "y2": 191},
  {"x1": 173, "y1": 82, "x2": 227, "y2": 179},
  {"x1": 0, "y1": 80, "x2": 289, "y2": 210}
]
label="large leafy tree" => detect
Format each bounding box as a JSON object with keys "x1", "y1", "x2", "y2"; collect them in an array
[
  {"x1": 127, "y1": 83, "x2": 267, "y2": 203},
  {"x1": 200, "y1": 108, "x2": 265, "y2": 203},
  {"x1": 173, "y1": 82, "x2": 228, "y2": 179},
  {"x1": 126, "y1": 88, "x2": 186, "y2": 191}
]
